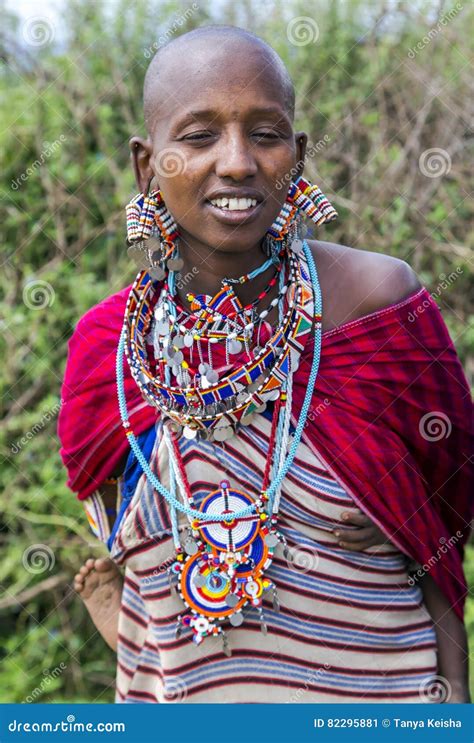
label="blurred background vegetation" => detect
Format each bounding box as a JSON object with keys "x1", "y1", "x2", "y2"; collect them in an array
[{"x1": 0, "y1": 0, "x2": 472, "y2": 703}]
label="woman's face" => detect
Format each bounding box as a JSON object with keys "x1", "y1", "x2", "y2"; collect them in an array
[{"x1": 132, "y1": 42, "x2": 307, "y2": 256}]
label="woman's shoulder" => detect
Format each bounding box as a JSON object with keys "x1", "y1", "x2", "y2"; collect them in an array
[{"x1": 306, "y1": 239, "x2": 421, "y2": 331}]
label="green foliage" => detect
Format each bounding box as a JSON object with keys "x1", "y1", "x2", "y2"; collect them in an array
[{"x1": 0, "y1": 0, "x2": 472, "y2": 703}]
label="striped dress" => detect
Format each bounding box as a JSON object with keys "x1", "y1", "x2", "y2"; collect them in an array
[{"x1": 86, "y1": 406, "x2": 438, "y2": 703}]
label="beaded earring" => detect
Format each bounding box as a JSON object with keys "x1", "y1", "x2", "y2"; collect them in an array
[
  {"x1": 125, "y1": 182, "x2": 182, "y2": 279},
  {"x1": 262, "y1": 176, "x2": 338, "y2": 258}
]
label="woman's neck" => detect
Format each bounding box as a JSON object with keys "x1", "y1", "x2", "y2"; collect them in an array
[{"x1": 174, "y1": 236, "x2": 279, "y2": 314}]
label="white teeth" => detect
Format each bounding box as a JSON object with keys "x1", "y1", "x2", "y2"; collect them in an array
[{"x1": 210, "y1": 197, "x2": 258, "y2": 210}]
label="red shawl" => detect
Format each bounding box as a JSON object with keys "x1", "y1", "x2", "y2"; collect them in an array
[{"x1": 58, "y1": 285, "x2": 473, "y2": 619}]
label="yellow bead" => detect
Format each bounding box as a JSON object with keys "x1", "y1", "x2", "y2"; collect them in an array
[
  {"x1": 181, "y1": 361, "x2": 189, "y2": 369},
  {"x1": 260, "y1": 513, "x2": 267, "y2": 520}
]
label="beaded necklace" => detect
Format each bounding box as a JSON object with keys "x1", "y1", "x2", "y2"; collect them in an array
[
  {"x1": 124, "y1": 242, "x2": 317, "y2": 441},
  {"x1": 116, "y1": 240, "x2": 322, "y2": 651}
]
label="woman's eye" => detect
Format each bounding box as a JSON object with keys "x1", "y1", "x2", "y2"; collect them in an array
[
  {"x1": 252, "y1": 131, "x2": 280, "y2": 140},
  {"x1": 182, "y1": 132, "x2": 213, "y2": 141}
]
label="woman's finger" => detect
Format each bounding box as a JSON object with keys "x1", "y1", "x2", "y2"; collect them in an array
[
  {"x1": 333, "y1": 526, "x2": 376, "y2": 543},
  {"x1": 338, "y1": 536, "x2": 380, "y2": 552},
  {"x1": 340, "y1": 510, "x2": 371, "y2": 527}
]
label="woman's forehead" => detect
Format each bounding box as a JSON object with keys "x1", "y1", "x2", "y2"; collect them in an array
[{"x1": 144, "y1": 32, "x2": 294, "y2": 132}]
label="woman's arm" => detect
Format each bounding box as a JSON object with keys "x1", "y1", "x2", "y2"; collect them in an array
[{"x1": 418, "y1": 573, "x2": 470, "y2": 703}]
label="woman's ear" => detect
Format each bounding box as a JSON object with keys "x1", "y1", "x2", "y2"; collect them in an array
[
  {"x1": 129, "y1": 136, "x2": 155, "y2": 193},
  {"x1": 294, "y1": 132, "x2": 308, "y2": 178}
]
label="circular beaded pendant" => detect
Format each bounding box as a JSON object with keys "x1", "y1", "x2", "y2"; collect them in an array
[{"x1": 169, "y1": 481, "x2": 279, "y2": 645}]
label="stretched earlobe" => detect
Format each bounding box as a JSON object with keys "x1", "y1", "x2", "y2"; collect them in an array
[
  {"x1": 129, "y1": 136, "x2": 155, "y2": 194},
  {"x1": 294, "y1": 132, "x2": 308, "y2": 177}
]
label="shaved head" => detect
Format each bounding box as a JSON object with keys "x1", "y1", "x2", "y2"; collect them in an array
[{"x1": 143, "y1": 25, "x2": 296, "y2": 134}]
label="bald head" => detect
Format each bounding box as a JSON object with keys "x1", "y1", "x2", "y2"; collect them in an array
[{"x1": 143, "y1": 25, "x2": 295, "y2": 134}]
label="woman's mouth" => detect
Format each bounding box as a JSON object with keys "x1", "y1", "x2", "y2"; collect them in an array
[{"x1": 205, "y1": 196, "x2": 263, "y2": 224}]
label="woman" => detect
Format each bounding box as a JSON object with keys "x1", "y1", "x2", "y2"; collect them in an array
[{"x1": 58, "y1": 26, "x2": 472, "y2": 703}]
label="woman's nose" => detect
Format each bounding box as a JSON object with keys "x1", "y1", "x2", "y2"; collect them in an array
[{"x1": 214, "y1": 131, "x2": 258, "y2": 181}]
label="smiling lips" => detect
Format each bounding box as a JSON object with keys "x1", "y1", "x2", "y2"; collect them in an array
[{"x1": 209, "y1": 196, "x2": 258, "y2": 211}]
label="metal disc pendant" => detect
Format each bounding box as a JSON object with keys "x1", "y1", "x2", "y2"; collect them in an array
[
  {"x1": 263, "y1": 389, "x2": 280, "y2": 402},
  {"x1": 205, "y1": 369, "x2": 219, "y2": 384},
  {"x1": 213, "y1": 426, "x2": 233, "y2": 442},
  {"x1": 229, "y1": 612, "x2": 244, "y2": 627},
  {"x1": 167, "y1": 257, "x2": 184, "y2": 272},
  {"x1": 184, "y1": 334, "x2": 194, "y2": 348},
  {"x1": 265, "y1": 533, "x2": 279, "y2": 548},
  {"x1": 183, "y1": 426, "x2": 198, "y2": 440},
  {"x1": 184, "y1": 538, "x2": 198, "y2": 556},
  {"x1": 127, "y1": 244, "x2": 150, "y2": 269},
  {"x1": 225, "y1": 593, "x2": 239, "y2": 608},
  {"x1": 193, "y1": 573, "x2": 206, "y2": 587},
  {"x1": 149, "y1": 266, "x2": 166, "y2": 281},
  {"x1": 173, "y1": 335, "x2": 185, "y2": 349},
  {"x1": 228, "y1": 340, "x2": 242, "y2": 355},
  {"x1": 198, "y1": 363, "x2": 209, "y2": 375},
  {"x1": 291, "y1": 238, "x2": 304, "y2": 254}
]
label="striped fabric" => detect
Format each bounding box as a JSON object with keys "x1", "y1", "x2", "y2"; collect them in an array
[{"x1": 106, "y1": 413, "x2": 437, "y2": 704}]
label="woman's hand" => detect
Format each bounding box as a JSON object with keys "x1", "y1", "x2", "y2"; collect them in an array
[{"x1": 333, "y1": 509, "x2": 389, "y2": 551}]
